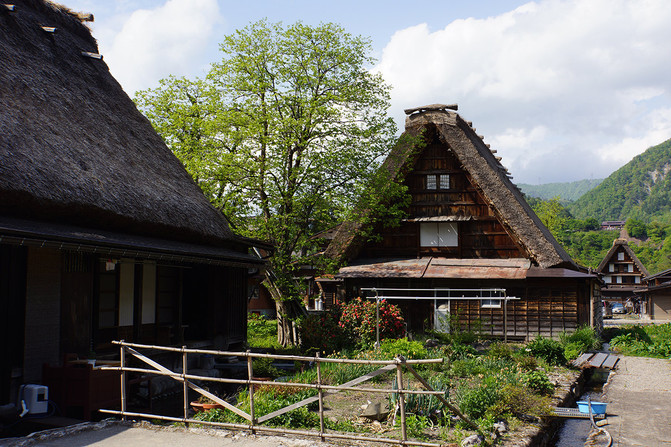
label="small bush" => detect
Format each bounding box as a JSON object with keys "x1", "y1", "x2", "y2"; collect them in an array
[
  {"x1": 560, "y1": 326, "x2": 600, "y2": 360},
  {"x1": 444, "y1": 342, "x2": 478, "y2": 362},
  {"x1": 379, "y1": 338, "x2": 428, "y2": 360},
  {"x1": 526, "y1": 336, "x2": 566, "y2": 366},
  {"x1": 488, "y1": 384, "x2": 553, "y2": 420},
  {"x1": 339, "y1": 297, "x2": 405, "y2": 345},
  {"x1": 247, "y1": 314, "x2": 280, "y2": 349},
  {"x1": 457, "y1": 376, "x2": 501, "y2": 420},
  {"x1": 487, "y1": 342, "x2": 514, "y2": 360},
  {"x1": 520, "y1": 370, "x2": 554, "y2": 395},
  {"x1": 515, "y1": 354, "x2": 538, "y2": 372},
  {"x1": 298, "y1": 307, "x2": 348, "y2": 353}
]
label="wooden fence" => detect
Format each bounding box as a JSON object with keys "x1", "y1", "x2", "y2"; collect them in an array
[{"x1": 99, "y1": 340, "x2": 477, "y2": 446}]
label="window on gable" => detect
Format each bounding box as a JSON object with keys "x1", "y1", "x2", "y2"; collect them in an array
[
  {"x1": 420, "y1": 222, "x2": 458, "y2": 247},
  {"x1": 617, "y1": 252, "x2": 625, "y2": 261},
  {"x1": 439, "y1": 174, "x2": 450, "y2": 189},
  {"x1": 426, "y1": 174, "x2": 450, "y2": 190}
]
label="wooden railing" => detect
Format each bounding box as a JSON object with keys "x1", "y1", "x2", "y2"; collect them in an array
[{"x1": 99, "y1": 340, "x2": 477, "y2": 446}]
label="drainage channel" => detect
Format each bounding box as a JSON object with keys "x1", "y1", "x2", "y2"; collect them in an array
[{"x1": 553, "y1": 369, "x2": 610, "y2": 447}]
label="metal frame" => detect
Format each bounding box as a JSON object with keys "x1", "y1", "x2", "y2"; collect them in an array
[{"x1": 360, "y1": 287, "x2": 520, "y2": 343}]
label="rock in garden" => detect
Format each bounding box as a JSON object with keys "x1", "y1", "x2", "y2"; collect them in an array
[
  {"x1": 493, "y1": 421, "x2": 508, "y2": 435},
  {"x1": 425, "y1": 338, "x2": 439, "y2": 348},
  {"x1": 360, "y1": 400, "x2": 390, "y2": 421},
  {"x1": 461, "y1": 434, "x2": 484, "y2": 446}
]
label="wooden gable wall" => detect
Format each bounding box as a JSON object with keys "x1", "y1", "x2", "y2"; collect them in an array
[{"x1": 360, "y1": 130, "x2": 526, "y2": 260}]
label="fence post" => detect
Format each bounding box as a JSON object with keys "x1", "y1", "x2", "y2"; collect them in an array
[
  {"x1": 396, "y1": 355, "x2": 407, "y2": 443},
  {"x1": 182, "y1": 346, "x2": 189, "y2": 422},
  {"x1": 120, "y1": 341, "x2": 126, "y2": 421},
  {"x1": 316, "y1": 353, "x2": 325, "y2": 441},
  {"x1": 246, "y1": 350, "x2": 256, "y2": 433}
]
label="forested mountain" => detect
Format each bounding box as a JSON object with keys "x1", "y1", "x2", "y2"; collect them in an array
[
  {"x1": 569, "y1": 139, "x2": 671, "y2": 222},
  {"x1": 518, "y1": 179, "x2": 603, "y2": 202}
]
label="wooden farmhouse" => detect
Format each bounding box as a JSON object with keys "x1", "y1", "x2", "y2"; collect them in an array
[
  {"x1": 596, "y1": 239, "x2": 648, "y2": 307},
  {"x1": 0, "y1": 0, "x2": 267, "y2": 413},
  {"x1": 321, "y1": 105, "x2": 602, "y2": 340},
  {"x1": 639, "y1": 269, "x2": 671, "y2": 321}
]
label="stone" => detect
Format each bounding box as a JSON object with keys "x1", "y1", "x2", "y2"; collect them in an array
[
  {"x1": 360, "y1": 400, "x2": 390, "y2": 421},
  {"x1": 461, "y1": 434, "x2": 484, "y2": 446},
  {"x1": 493, "y1": 421, "x2": 508, "y2": 435}
]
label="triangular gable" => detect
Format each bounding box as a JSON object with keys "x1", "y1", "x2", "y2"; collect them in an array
[
  {"x1": 597, "y1": 239, "x2": 650, "y2": 277},
  {"x1": 325, "y1": 106, "x2": 575, "y2": 269}
]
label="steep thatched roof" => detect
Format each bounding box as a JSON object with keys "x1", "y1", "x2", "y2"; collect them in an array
[
  {"x1": 324, "y1": 107, "x2": 576, "y2": 269},
  {"x1": 596, "y1": 239, "x2": 650, "y2": 276},
  {"x1": 0, "y1": 0, "x2": 255, "y2": 251}
]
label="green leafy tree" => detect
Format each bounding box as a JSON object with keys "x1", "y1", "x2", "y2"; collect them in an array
[{"x1": 135, "y1": 20, "x2": 400, "y2": 345}]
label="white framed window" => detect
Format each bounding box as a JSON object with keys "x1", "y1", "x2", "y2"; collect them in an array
[
  {"x1": 616, "y1": 276, "x2": 623, "y2": 284},
  {"x1": 608, "y1": 263, "x2": 615, "y2": 272},
  {"x1": 617, "y1": 252, "x2": 625, "y2": 261},
  {"x1": 635, "y1": 276, "x2": 641, "y2": 284},
  {"x1": 426, "y1": 174, "x2": 450, "y2": 190},
  {"x1": 627, "y1": 264, "x2": 633, "y2": 273},
  {"x1": 420, "y1": 222, "x2": 458, "y2": 247},
  {"x1": 481, "y1": 299, "x2": 502, "y2": 308},
  {"x1": 604, "y1": 275, "x2": 612, "y2": 284},
  {"x1": 439, "y1": 174, "x2": 450, "y2": 189}
]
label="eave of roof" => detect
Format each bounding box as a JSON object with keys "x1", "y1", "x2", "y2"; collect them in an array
[
  {"x1": 337, "y1": 257, "x2": 531, "y2": 280},
  {"x1": 0, "y1": 216, "x2": 265, "y2": 268}
]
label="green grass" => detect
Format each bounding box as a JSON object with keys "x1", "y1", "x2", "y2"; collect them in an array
[
  {"x1": 606, "y1": 323, "x2": 671, "y2": 358},
  {"x1": 247, "y1": 315, "x2": 282, "y2": 350}
]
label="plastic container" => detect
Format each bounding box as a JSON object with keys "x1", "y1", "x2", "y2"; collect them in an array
[{"x1": 576, "y1": 401, "x2": 607, "y2": 414}]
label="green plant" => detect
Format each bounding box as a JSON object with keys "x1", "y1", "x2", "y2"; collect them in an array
[
  {"x1": 608, "y1": 323, "x2": 671, "y2": 358},
  {"x1": 488, "y1": 384, "x2": 553, "y2": 420},
  {"x1": 298, "y1": 306, "x2": 348, "y2": 354},
  {"x1": 520, "y1": 370, "x2": 554, "y2": 395},
  {"x1": 247, "y1": 315, "x2": 281, "y2": 349},
  {"x1": 444, "y1": 342, "x2": 478, "y2": 362},
  {"x1": 457, "y1": 376, "x2": 501, "y2": 420},
  {"x1": 395, "y1": 414, "x2": 430, "y2": 440},
  {"x1": 560, "y1": 326, "x2": 600, "y2": 360},
  {"x1": 252, "y1": 357, "x2": 281, "y2": 379},
  {"x1": 526, "y1": 336, "x2": 566, "y2": 366},
  {"x1": 514, "y1": 354, "x2": 538, "y2": 372},
  {"x1": 379, "y1": 338, "x2": 427, "y2": 360},
  {"x1": 487, "y1": 342, "x2": 514, "y2": 360}
]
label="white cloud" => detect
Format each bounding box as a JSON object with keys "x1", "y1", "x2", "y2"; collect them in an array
[
  {"x1": 99, "y1": 0, "x2": 222, "y2": 95},
  {"x1": 376, "y1": 0, "x2": 671, "y2": 183}
]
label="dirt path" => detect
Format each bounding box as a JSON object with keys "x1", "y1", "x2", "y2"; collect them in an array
[{"x1": 603, "y1": 355, "x2": 671, "y2": 446}]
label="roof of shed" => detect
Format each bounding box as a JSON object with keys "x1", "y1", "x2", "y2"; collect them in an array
[
  {"x1": 324, "y1": 106, "x2": 576, "y2": 270},
  {"x1": 0, "y1": 0, "x2": 257, "y2": 251}
]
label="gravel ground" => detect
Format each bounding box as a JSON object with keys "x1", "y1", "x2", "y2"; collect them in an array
[{"x1": 603, "y1": 355, "x2": 671, "y2": 446}]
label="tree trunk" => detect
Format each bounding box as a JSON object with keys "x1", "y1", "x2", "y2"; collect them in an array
[{"x1": 263, "y1": 276, "x2": 307, "y2": 347}]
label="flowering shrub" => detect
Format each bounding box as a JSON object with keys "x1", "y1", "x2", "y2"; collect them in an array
[{"x1": 339, "y1": 297, "x2": 405, "y2": 345}]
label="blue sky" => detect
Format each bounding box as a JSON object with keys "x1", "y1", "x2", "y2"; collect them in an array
[{"x1": 64, "y1": 0, "x2": 671, "y2": 185}]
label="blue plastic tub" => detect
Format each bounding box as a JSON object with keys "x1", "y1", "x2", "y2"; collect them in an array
[{"x1": 576, "y1": 401, "x2": 607, "y2": 414}]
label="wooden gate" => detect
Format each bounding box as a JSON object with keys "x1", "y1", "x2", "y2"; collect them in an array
[{"x1": 99, "y1": 340, "x2": 477, "y2": 446}]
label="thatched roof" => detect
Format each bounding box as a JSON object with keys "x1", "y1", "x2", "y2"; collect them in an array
[
  {"x1": 0, "y1": 0, "x2": 257, "y2": 252},
  {"x1": 596, "y1": 239, "x2": 650, "y2": 276},
  {"x1": 324, "y1": 107, "x2": 576, "y2": 269}
]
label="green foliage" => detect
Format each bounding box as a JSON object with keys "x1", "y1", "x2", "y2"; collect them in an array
[
  {"x1": 298, "y1": 307, "x2": 348, "y2": 354},
  {"x1": 626, "y1": 218, "x2": 648, "y2": 239},
  {"x1": 526, "y1": 336, "x2": 566, "y2": 366},
  {"x1": 569, "y1": 138, "x2": 671, "y2": 222},
  {"x1": 520, "y1": 370, "x2": 554, "y2": 395},
  {"x1": 339, "y1": 297, "x2": 405, "y2": 346},
  {"x1": 457, "y1": 376, "x2": 501, "y2": 420},
  {"x1": 608, "y1": 323, "x2": 671, "y2": 358},
  {"x1": 487, "y1": 342, "x2": 514, "y2": 360},
  {"x1": 135, "y1": 20, "x2": 400, "y2": 344},
  {"x1": 379, "y1": 338, "x2": 428, "y2": 360},
  {"x1": 252, "y1": 357, "x2": 282, "y2": 379},
  {"x1": 488, "y1": 384, "x2": 553, "y2": 420},
  {"x1": 519, "y1": 179, "x2": 603, "y2": 202},
  {"x1": 247, "y1": 315, "x2": 282, "y2": 349},
  {"x1": 394, "y1": 414, "x2": 430, "y2": 440},
  {"x1": 559, "y1": 326, "x2": 601, "y2": 361}
]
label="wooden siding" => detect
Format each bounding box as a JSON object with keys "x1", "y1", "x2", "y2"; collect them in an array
[{"x1": 361, "y1": 139, "x2": 525, "y2": 259}]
